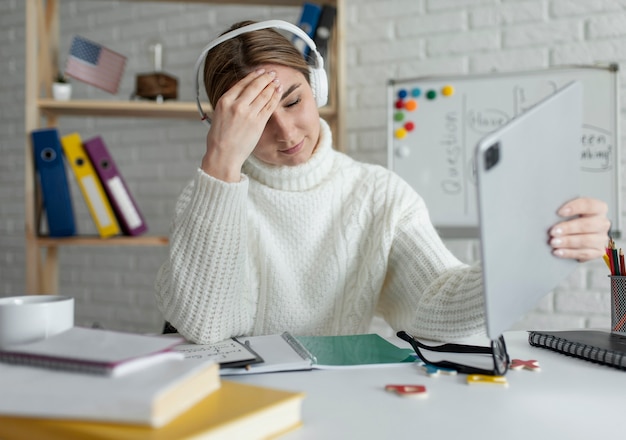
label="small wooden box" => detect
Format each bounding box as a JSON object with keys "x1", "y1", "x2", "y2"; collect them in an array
[{"x1": 134, "y1": 72, "x2": 178, "y2": 100}]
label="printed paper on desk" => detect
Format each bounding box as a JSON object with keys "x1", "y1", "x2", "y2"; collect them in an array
[{"x1": 173, "y1": 338, "x2": 263, "y2": 368}]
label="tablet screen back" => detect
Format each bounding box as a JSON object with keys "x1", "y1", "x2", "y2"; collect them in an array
[{"x1": 475, "y1": 81, "x2": 582, "y2": 339}]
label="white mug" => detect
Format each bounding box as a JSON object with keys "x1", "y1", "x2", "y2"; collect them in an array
[{"x1": 0, "y1": 295, "x2": 74, "y2": 348}]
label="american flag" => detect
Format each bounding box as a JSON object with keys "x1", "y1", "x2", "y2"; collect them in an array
[{"x1": 65, "y1": 35, "x2": 127, "y2": 95}]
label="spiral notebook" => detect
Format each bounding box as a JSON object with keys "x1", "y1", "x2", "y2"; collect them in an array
[
  {"x1": 528, "y1": 329, "x2": 626, "y2": 371},
  {"x1": 0, "y1": 327, "x2": 184, "y2": 377},
  {"x1": 219, "y1": 332, "x2": 315, "y2": 375}
]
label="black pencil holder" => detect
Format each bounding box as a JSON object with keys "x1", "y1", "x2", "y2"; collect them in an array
[{"x1": 609, "y1": 276, "x2": 626, "y2": 334}]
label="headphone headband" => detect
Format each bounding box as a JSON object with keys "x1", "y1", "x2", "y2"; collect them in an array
[{"x1": 194, "y1": 20, "x2": 327, "y2": 127}]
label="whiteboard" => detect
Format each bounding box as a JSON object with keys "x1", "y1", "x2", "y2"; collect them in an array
[{"x1": 387, "y1": 65, "x2": 620, "y2": 238}]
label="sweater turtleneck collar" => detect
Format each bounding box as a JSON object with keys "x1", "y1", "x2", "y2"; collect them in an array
[{"x1": 242, "y1": 118, "x2": 335, "y2": 191}]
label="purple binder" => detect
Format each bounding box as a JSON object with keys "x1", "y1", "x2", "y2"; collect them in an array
[{"x1": 83, "y1": 136, "x2": 148, "y2": 236}]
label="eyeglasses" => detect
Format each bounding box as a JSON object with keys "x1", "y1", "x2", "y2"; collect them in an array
[{"x1": 397, "y1": 331, "x2": 510, "y2": 376}]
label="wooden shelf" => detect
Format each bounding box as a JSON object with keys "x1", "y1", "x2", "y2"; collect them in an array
[
  {"x1": 35, "y1": 235, "x2": 169, "y2": 247},
  {"x1": 38, "y1": 99, "x2": 200, "y2": 119},
  {"x1": 38, "y1": 98, "x2": 337, "y2": 120},
  {"x1": 138, "y1": 0, "x2": 322, "y2": 5}
]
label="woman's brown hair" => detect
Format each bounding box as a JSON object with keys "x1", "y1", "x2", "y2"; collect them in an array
[{"x1": 203, "y1": 20, "x2": 311, "y2": 107}]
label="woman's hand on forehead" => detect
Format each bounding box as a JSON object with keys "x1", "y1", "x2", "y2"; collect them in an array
[{"x1": 201, "y1": 69, "x2": 282, "y2": 182}]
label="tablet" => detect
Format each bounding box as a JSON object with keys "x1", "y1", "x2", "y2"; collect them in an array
[{"x1": 475, "y1": 81, "x2": 583, "y2": 339}]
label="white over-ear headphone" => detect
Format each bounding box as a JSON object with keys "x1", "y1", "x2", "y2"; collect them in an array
[{"x1": 194, "y1": 19, "x2": 329, "y2": 127}]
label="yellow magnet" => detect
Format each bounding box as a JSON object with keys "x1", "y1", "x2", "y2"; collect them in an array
[{"x1": 467, "y1": 374, "x2": 508, "y2": 387}]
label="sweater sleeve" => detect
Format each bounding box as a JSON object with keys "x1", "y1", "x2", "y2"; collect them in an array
[
  {"x1": 154, "y1": 169, "x2": 255, "y2": 344},
  {"x1": 378, "y1": 185, "x2": 487, "y2": 342}
]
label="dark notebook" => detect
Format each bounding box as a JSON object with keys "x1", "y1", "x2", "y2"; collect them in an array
[{"x1": 528, "y1": 330, "x2": 626, "y2": 371}]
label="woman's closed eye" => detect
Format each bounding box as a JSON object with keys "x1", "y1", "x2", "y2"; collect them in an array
[
  {"x1": 280, "y1": 83, "x2": 301, "y2": 108},
  {"x1": 285, "y1": 97, "x2": 301, "y2": 108}
]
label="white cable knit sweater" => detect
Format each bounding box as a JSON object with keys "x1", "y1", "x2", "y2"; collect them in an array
[{"x1": 155, "y1": 119, "x2": 486, "y2": 344}]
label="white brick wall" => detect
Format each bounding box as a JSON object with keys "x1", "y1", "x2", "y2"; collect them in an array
[{"x1": 1, "y1": 0, "x2": 624, "y2": 336}]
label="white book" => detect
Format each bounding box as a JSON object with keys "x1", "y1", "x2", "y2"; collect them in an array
[{"x1": 0, "y1": 357, "x2": 220, "y2": 427}]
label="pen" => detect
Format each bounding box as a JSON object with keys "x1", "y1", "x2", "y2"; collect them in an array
[{"x1": 620, "y1": 249, "x2": 625, "y2": 276}]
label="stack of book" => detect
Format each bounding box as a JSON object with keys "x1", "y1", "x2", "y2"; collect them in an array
[
  {"x1": 0, "y1": 327, "x2": 304, "y2": 439},
  {"x1": 31, "y1": 127, "x2": 148, "y2": 239}
]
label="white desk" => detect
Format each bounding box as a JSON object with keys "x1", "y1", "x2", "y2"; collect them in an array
[{"x1": 230, "y1": 331, "x2": 626, "y2": 440}]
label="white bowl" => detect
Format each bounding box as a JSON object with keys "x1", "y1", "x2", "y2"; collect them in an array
[{"x1": 0, "y1": 295, "x2": 74, "y2": 348}]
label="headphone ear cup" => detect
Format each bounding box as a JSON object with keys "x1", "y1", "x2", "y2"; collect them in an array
[{"x1": 309, "y1": 66, "x2": 328, "y2": 107}]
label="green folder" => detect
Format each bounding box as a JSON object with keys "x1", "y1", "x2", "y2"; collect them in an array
[{"x1": 295, "y1": 334, "x2": 415, "y2": 367}]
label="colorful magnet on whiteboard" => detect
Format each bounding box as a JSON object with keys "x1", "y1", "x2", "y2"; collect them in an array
[
  {"x1": 412, "y1": 88, "x2": 422, "y2": 98},
  {"x1": 421, "y1": 363, "x2": 458, "y2": 377},
  {"x1": 426, "y1": 90, "x2": 437, "y2": 100},
  {"x1": 404, "y1": 121, "x2": 415, "y2": 131},
  {"x1": 395, "y1": 127, "x2": 408, "y2": 139},
  {"x1": 395, "y1": 99, "x2": 404, "y2": 109},
  {"x1": 467, "y1": 374, "x2": 508, "y2": 387},
  {"x1": 394, "y1": 112, "x2": 405, "y2": 122},
  {"x1": 510, "y1": 359, "x2": 541, "y2": 371},
  {"x1": 404, "y1": 99, "x2": 418, "y2": 111},
  {"x1": 441, "y1": 85, "x2": 454, "y2": 96},
  {"x1": 397, "y1": 89, "x2": 408, "y2": 99},
  {"x1": 395, "y1": 145, "x2": 410, "y2": 158},
  {"x1": 385, "y1": 384, "x2": 428, "y2": 398}
]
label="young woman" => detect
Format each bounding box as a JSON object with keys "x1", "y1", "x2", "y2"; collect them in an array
[{"x1": 155, "y1": 21, "x2": 610, "y2": 344}]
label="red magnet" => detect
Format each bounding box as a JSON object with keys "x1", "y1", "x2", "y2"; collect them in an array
[
  {"x1": 510, "y1": 359, "x2": 541, "y2": 371},
  {"x1": 385, "y1": 384, "x2": 428, "y2": 398}
]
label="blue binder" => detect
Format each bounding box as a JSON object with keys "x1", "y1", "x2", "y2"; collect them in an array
[
  {"x1": 31, "y1": 128, "x2": 76, "y2": 237},
  {"x1": 311, "y1": 5, "x2": 336, "y2": 62},
  {"x1": 293, "y1": 2, "x2": 322, "y2": 57}
]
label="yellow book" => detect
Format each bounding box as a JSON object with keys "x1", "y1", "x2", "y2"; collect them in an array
[
  {"x1": 60, "y1": 132, "x2": 120, "y2": 238},
  {"x1": 0, "y1": 380, "x2": 304, "y2": 440}
]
